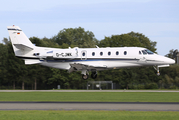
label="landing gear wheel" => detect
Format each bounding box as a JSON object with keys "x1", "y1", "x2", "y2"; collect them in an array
[
  {"x1": 157, "y1": 72, "x2": 160, "y2": 76},
  {"x1": 91, "y1": 72, "x2": 97, "y2": 79},
  {"x1": 82, "y1": 74, "x2": 89, "y2": 80},
  {"x1": 154, "y1": 66, "x2": 160, "y2": 76}
]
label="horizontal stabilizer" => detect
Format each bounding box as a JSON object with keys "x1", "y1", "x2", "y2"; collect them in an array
[{"x1": 13, "y1": 44, "x2": 33, "y2": 51}]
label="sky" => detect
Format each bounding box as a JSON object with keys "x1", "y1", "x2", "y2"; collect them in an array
[{"x1": 0, "y1": 0, "x2": 179, "y2": 55}]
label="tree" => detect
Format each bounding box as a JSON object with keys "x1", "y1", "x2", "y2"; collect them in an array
[
  {"x1": 6, "y1": 43, "x2": 24, "y2": 89},
  {"x1": 52, "y1": 27, "x2": 98, "y2": 48},
  {"x1": 165, "y1": 49, "x2": 174, "y2": 59},
  {"x1": 0, "y1": 41, "x2": 8, "y2": 88},
  {"x1": 165, "y1": 49, "x2": 178, "y2": 64},
  {"x1": 99, "y1": 34, "x2": 142, "y2": 47},
  {"x1": 127, "y1": 32, "x2": 157, "y2": 52},
  {"x1": 99, "y1": 32, "x2": 157, "y2": 52}
]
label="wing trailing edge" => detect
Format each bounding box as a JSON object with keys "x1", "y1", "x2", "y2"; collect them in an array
[{"x1": 68, "y1": 62, "x2": 107, "y2": 73}]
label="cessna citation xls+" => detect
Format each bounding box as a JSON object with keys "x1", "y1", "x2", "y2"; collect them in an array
[{"x1": 7, "y1": 26, "x2": 175, "y2": 80}]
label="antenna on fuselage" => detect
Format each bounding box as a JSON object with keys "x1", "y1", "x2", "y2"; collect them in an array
[{"x1": 95, "y1": 45, "x2": 99, "y2": 48}]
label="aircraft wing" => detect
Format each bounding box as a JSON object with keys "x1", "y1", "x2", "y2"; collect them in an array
[{"x1": 68, "y1": 62, "x2": 107, "y2": 73}]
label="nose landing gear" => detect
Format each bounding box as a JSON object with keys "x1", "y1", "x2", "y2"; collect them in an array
[{"x1": 153, "y1": 66, "x2": 160, "y2": 76}]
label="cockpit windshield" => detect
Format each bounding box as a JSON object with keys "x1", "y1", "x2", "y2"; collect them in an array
[
  {"x1": 141, "y1": 49, "x2": 154, "y2": 55},
  {"x1": 142, "y1": 50, "x2": 147, "y2": 55},
  {"x1": 145, "y1": 49, "x2": 154, "y2": 54}
]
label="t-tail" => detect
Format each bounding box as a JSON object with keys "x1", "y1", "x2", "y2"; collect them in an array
[{"x1": 7, "y1": 25, "x2": 35, "y2": 56}]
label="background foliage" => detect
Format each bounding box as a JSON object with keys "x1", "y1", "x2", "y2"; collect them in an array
[{"x1": 0, "y1": 28, "x2": 178, "y2": 89}]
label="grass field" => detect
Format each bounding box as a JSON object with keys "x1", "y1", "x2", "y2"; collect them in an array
[
  {"x1": 0, "y1": 111, "x2": 178, "y2": 120},
  {"x1": 0, "y1": 92, "x2": 179, "y2": 102}
]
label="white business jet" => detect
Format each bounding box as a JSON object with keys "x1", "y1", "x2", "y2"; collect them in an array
[{"x1": 7, "y1": 26, "x2": 175, "y2": 80}]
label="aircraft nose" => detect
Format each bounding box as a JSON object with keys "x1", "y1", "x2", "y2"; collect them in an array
[{"x1": 165, "y1": 57, "x2": 175, "y2": 64}]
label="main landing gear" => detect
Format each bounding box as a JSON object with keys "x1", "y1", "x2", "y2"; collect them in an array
[
  {"x1": 81, "y1": 69, "x2": 89, "y2": 80},
  {"x1": 91, "y1": 71, "x2": 97, "y2": 79},
  {"x1": 82, "y1": 74, "x2": 89, "y2": 80},
  {"x1": 81, "y1": 70, "x2": 97, "y2": 80},
  {"x1": 153, "y1": 66, "x2": 160, "y2": 76}
]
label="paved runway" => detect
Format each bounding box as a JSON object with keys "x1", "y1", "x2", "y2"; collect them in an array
[
  {"x1": 0, "y1": 90, "x2": 178, "y2": 111},
  {"x1": 0, "y1": 102, "x2": 179, "y2": 111}
]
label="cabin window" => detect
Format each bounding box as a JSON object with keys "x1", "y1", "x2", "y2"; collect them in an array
[
  {"x1": 92, "y1": 52, "x2": 95, "y2": 56},
  {"x1": 82, "y1": 52, "x2": 85, "y2": 56},
  {"x1": 116, "y1": 51, "x2": 119, "y2": 55},
  {"x1": 142, "y1": 50, "x2": 147, "y2": 55},
  {"x1": 100, "y1": 52, "x2": 103, "y2": 56},
  {"x1": 124, "y1": 51, "x2": 127, "y2": 55},
  {"x1": 108, "y1": 52, "x2": 111, "y2": 56},
  {"x1": 139, "y1": 51, "x2": 142, "y2": 55}
]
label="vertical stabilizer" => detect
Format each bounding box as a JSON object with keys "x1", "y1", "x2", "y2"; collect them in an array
[{"x1": 7, "y1": 26, "x2": 35, "y2": 56}]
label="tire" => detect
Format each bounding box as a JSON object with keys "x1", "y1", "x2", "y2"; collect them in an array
[
  {"x1": 91, "y1": 72, "x2": 97, "y2": 79},
  {"x1": 82, "y1": 74, "x2": 88, "y2": 80}
]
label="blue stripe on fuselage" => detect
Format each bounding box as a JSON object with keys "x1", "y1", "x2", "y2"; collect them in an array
[{"x1": 43, "y1": 58, "x2": 139, "y2": 62}]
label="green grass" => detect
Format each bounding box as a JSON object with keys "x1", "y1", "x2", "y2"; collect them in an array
[
  {"x1": 0, "y1": 92, "x2": 179, "y2": 102},
  {"x1": 0, "y1": 111, "x2": 178, "y2": 120}
]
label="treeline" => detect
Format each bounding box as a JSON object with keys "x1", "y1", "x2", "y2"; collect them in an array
[{"x1": 0, "y1": 27, "x2": 178, "y2": 90}]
